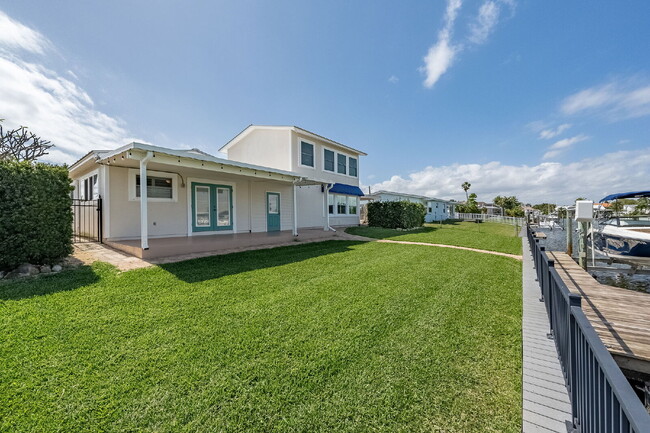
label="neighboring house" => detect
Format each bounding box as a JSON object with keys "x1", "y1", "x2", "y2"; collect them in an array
[
  {"x1": 477, "y1": 202, "x2": 502, "y2": 216},
  {"x1": 68, "y1": 125, "x2": 366, "y2": 258},
  {"x1": 363, "y1": 190, "x2": 456, "y2": 222}
]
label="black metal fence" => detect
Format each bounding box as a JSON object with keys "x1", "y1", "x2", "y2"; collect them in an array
[
  {"x1": 72, "y1": 197, "x2": 102, "y2": 243},
  {"x1": 527, "y1": 225, "x2": 650, "y2": 432}
]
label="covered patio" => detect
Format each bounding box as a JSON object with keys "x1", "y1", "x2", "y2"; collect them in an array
[{"x1": 105, "y1": 228, "x2": 365, "y2": 260}]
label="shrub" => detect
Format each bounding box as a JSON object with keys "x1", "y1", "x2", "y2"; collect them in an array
[
  {"x1": 367, "y1": 201, "x2": 426, "y2": 229},
  {"x1": 0, "y1": 161, "x2": 73, "y2": 270}
]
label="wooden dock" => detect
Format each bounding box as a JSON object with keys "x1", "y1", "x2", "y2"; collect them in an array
[{"x1": 548, "y1": 251, "x2": 650, "y2": 377}]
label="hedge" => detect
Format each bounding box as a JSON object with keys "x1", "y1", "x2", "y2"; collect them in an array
[
  {"x1": 0, "y1": 161, "x2": 74, "y2": 270},
  {"x1": 367, "y1": 201, "x2": 426, "y2": 229}
]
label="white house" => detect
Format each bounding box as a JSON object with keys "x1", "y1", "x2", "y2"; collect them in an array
[
  {"x1": 68, "y1": 125, "x2": 366, "y2": 258},
  {"x1": 363, "y1": 190, "x2": 456, "y2": 222}
]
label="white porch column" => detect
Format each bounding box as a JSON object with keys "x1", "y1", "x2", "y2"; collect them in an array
[
  {"x1": 324, "y1": 184, "x2": 331, "y2": 231},
  {"x1": 140, "y1": 151, "x2": 153, "y2": 250},
  {"x1": 292, "y1": 182, "x2": 298, "y2": 236}
]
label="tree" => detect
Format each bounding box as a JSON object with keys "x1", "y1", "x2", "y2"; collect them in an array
[
  {"x1": 461, "y1": 182, "x2": 471, "y2": 202},
  {"x1": 609, "y1": 200, "x2": 624, "y2": 215},
  {"x1": 633, "y1": 197, "x2": 649, "y2": 215},
  {"x1": 0, "y1": 119, "x2": 53, "y2": 162},
  {"x1": 494, "y1": 195, "x2": 523, "y2": 217},
  {"x1": 456, "y1": 192, "x2": 479, "y2": 213},
  {"x1": 532, "y1": 203, "x2": 557, "y2": 214}
]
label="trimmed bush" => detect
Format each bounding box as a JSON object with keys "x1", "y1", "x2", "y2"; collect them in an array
[
  {"x1": 0, "y1": 161, "x2": 73, "y2": 271},
  {"x1": 367, "y1": 201, "x2": 426, "y2": 229}
]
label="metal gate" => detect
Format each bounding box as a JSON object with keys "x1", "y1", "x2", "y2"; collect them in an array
[{"x1": 72, "y1": 197, "x2": 102, "y2": 243}]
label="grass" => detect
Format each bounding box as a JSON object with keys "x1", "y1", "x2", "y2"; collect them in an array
[
  {"x1": 346, "y1": 221, "x2": 522, "y2": 255},
  {"x1": 1, "y1": 241, "x2": 522, "y2": 433}
]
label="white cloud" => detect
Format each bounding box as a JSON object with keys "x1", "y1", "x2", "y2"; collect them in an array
[
  {"x1": 370, "y1": 148, "x2": 650, "y2": 204},
  {"x1": 539, "y1": 123, "x2": 571, "y2": 139},
  {"x1": 0, "y1": 11, "x2": 132, "y2": 164},
  {"x1": 421, "y1": 0, "x2": 463, "y2": 89},
  {"x1": 561, "y1": 79, "x2": 650, "y2": 120},
  {"x1": 542, "y1": 134, "x2": 588, "y2": 160},
  {"x1": 388, "y1": 75, "x2": 399, "y2": 84},
  {"x1": 421, "y1": 0, "x2": 516, "y2": 89},
  {"x1": 468, "y1": 1, "x2": 500, "y2": 44},
  {"x1": 0, "y1": 10, "x2": 50, "y2": 54}
]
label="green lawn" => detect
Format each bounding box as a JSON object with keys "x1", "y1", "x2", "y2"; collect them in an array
[
  {"x1": 1, "y1": 241, "x2": 522, "y2": 433},
  {"x1": 346, "y1": 221, "x2": 522, "y2": 255}
]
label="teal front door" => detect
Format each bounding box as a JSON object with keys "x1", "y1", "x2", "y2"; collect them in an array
[
  {"x1": 191, "y1": 182, "x2": 233, "y2": 232},
  {"x1": 266, "y1": 192, "x2": 281, "y2": 232}
]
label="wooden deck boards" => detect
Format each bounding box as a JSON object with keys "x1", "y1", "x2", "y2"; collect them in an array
[
  {"x1": 548, "y1": 251, "x2": 650, "y2": 375},
  {"x1": 522, "y1": 237, "x2": 572, "y2": 432}
]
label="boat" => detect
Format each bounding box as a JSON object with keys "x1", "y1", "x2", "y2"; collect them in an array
[{"x1": 592, "y1": 191, "x2": 650, "y2": 265}]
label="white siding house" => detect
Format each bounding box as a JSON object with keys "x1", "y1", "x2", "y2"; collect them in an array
[
  {"x1": 364, "y1": 190, "x2": 456, "y2": 222},
  {"x1": 68, "y1": 126, "x2": 366, "y2": 258}
]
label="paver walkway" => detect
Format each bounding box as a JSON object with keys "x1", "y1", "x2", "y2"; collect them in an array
[
  {"x1": 521, "y1": 235, "x2": 573, "y2": 432},
  {"x1": 376, "y1": 239, "x2": 523, "y2": 260}
]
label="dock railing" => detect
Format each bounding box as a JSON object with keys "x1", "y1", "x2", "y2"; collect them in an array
[
  {"x1": 453, "y1": 213, "x2": 524, "y2": 226},
  {"x1": 527, "y1": 224, "x2": 650, "y2": 432}
]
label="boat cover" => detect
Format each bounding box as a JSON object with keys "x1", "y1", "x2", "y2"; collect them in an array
[{"x1": 600, "y1": 191, "x2": 650, "y2": 202}]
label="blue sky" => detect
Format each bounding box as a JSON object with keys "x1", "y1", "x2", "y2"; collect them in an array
[{"x1": 1, "y1": 1, "x2": 649, "y2": 203}]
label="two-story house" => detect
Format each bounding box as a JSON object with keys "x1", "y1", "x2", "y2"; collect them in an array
[{"x1": 68, "y1": 125, "x2": 366, "y2": 259}]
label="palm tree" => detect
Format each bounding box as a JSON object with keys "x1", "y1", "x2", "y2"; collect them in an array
[{"x1": 461, "y1": 182, "x2": 471, "y2": 202}]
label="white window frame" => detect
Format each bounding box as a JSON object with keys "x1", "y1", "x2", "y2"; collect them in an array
[
  {"x1": 128, "y1": 169, "x2": 178, "y2": 202},
  {"x1": 348, "y1": 156, "x2": 358, "y2": 178},
  {"x1": 79, "y1": 170, "x2": 99, "y2": 201},
  {"x1": 186, "y1": 177, "x2": 237, "y2": 236},
  {"x1": 336, "y1": 194, "x2": 348, "y2": 214},
  {"x1": 347, "y1": 196, "x2": 359, "y2": 215},
  {"x1": 299, "y1": 139, "x2": 316, "y2": 169},
  {"x1": 336, "y1": 153, "x2": 347, "y2": 175},
  {"x1": 322, "y1": 147, "x2": 336, "y2": 172}
]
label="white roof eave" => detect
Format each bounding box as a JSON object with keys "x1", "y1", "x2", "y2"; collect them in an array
[{"x1": 96, "y1": 142, "x2": 303, "y2": 180}]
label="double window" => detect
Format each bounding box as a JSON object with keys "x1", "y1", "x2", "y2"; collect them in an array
[
  {"x1": 301, "y1": 141, "x2": 314, "y2": 167},
  {"x1": 328, "y1": 194, "x2": 359, "y2": 215},
  {"x1": 128, "y1": 169, "x2": 177, "y2": 202},
  {"x1": 136, "y1": 175, "x2": 173, "y2": 199}
]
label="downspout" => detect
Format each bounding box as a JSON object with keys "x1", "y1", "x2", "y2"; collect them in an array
[
  {"x1": 248, "y1": 179, "x2": 253, "y2": 233},
  {"x1": 140, "y1": 151, "x2": 153, "y2": 250},
  {"x1": 324, "y1": 183, "x2": 336, "y2": 232},
  {"x1": 292, "y1": 179, "x2": 300, "y2": 236}
]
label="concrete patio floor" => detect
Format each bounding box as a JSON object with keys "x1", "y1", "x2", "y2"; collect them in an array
[{"x1": 73, "y1": 228, "x2": 370, "y2": 270}]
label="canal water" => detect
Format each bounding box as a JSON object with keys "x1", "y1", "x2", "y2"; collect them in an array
[{"x1": 533, "y1": 225, "x2": 650, "y2": 293}]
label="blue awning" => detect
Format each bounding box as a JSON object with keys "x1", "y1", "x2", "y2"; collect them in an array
[
  {"x1": 329, "y1": 183, "x2": 365, "y2": 196},
  {"x1": 600, "y1": 191, "x2": 650, "y2": 202}
]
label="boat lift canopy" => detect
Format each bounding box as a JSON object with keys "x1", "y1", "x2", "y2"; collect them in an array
[{"x1": 600, "y1": 190, "x2": 650, "y2": 202}]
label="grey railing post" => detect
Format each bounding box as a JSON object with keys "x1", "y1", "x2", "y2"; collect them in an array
[
  {"x1": 568, "y1": 294, "x2": 581, "y2": 429},
  {"x1": 535, "y1": 248, "x2": 546, "y2": 302},
  {"x1": 546, "y1": 259, "x2": 554, "y2": 338}
]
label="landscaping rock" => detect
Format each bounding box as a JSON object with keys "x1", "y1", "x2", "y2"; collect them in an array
[
  {"x1": 4, "y1": 270, "x2": 21, "y2": 279},
  {"x1": 0, "y1": 271, "x2": 5, "y2": 279},
  {"x1": 18, "y1": 263, "x2": 40, "y2": 276},
  {"x1": 52, "y1": 264, "x2": 63, "y2": 273},
  {"x1": 40, "y1": 265, "x2": 52, "y2": 274}
]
